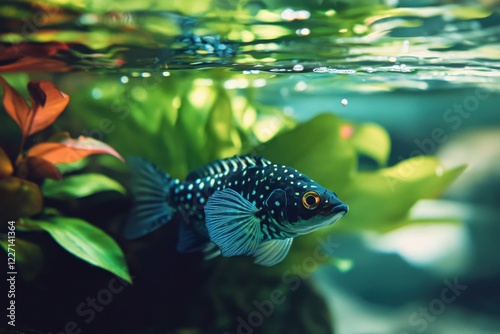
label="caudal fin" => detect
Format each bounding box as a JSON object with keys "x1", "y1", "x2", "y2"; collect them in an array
[{"x1": 124, "y1": 157, "x2": 177, "y2": 239}]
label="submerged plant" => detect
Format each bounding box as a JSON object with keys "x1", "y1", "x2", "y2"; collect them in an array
[
  {"x1": 0, "y1": 76, "x2": 131, "y2": 283},
  {"x1": 0, "y1": 71, "x2": 466, "y2": 332},
  {"x1": 58, "y1": 72, "x2": 465, "y2": 332}
]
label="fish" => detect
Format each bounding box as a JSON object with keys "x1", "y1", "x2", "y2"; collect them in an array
[{"x1": 124, "y1": 155, "x2": 348, "y2": 266}]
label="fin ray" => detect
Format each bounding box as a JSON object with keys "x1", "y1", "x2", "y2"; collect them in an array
[
  {"x1": 204, "y1": 188, "x2": 262, "y2": 256},
  {"x1": 124, "y1": 157, "x2": 177, "y2": 239},
  {"x1": 254, "y1": 238, "x2": 293, "y2": 266},
  {"x1": 203, "y1": 242, "x2": 222, "y2": 260},
  {"x1": 186, "y1": 155, "x2": 271, "y2": 180}
]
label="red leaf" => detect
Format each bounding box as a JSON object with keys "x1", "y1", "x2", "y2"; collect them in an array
[
  {"x1": 0, "y1": 42, "x2": 70, "y2": 72},
  {"x1": 0, "y1": 58, "x2": 71, "y2": 73},
  {"x1": 24, "y1": 156, "x2": 62, "y2": 180},
  {"x1": 27, "y1": 81, "x2": 70, "y2": 136},
  {"x1": 28, "y1": 136, "x2": 124, "y2": 164},
  {"x1": 0, "y1": 76, "x2": 70, "y2": 138},
  {"x1": 0, "y1": 177, "x2": 43, "y2": 221},
  {"x1": 0, "y1": 146, "x2": 13, "y2": 178},
  {"x1": 0, "y1": 76, "x2": 31, "y2": 132},
  {"x1": 0, "y1": 42, "x2": 69, "y2": 62}
]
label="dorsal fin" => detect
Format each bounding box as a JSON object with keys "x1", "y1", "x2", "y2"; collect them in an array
[{"x1": 186, "y1": 155, "x2": 271, "y2": 181}]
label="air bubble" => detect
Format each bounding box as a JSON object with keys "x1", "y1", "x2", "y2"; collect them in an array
[{"x1": 293, "y1": 64, "x2": 304, "y2": 71}]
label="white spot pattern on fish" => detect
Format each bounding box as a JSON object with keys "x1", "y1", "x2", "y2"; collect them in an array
[{"x1": 125, "y1": 155, "x2": 348, "y2": 266}]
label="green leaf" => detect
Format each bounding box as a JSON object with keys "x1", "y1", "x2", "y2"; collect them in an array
[
  {"x1": 55, "y1": 158, "x2": 89, "y2": 174},
  {"x1": 349, "y1": 122, "x2": 391, "y2": 166},
  {"x1": 1, "y1": 237, "x2": 43, "y2": 281},
  {"x1": 42, "y1": 173, "x2": 126, "y2": 199},
  {"x1": 336, "y1": 157, "x2": 466, "y2": 233},
  {"x1": 259, "y1": 114, "x2": 357, "y2": 191},
  {"x1": 23, "y1": 217, "x2": 131, "y2": 283}
]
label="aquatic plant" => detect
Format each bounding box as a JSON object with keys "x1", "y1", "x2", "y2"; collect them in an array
[
  {"x1": 50, "y1": 72, "x2": 465, "y2": 332},
  {"x1": 0, "y1": 76, "x2": 131, "y2": 283},
  {"x1": 0, "y1": 0, "x2": 484, "y2": 331}
]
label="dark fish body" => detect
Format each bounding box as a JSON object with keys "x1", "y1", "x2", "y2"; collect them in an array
[{"x1": 125, "y1": 155, "x2": 348, "y2": 266}]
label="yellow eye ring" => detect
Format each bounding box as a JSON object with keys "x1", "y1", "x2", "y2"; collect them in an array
[{"x1": 302, "y1": 191, "x2": 321, "y2": 210}]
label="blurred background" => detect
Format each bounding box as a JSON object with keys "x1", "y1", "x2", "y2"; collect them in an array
[{"x1": 1, "y1": 0, "x2": 499, "y2": 333}]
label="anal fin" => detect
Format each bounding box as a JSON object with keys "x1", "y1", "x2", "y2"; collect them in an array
[{"x1": 254, "y1": 238, "x2": 293, "y2": 266}]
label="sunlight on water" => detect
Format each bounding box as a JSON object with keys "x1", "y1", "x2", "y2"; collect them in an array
[{"x1": 1, "y1": 1, "x2": 499, "y2": 93}]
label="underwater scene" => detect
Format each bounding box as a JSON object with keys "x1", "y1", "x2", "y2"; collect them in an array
[{"x1": 1, "y1": 0, "x2": 500, "y2": 333}]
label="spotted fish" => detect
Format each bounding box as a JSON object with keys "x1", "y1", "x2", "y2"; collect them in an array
[{"x1": 124, "y1": 155, "x2": 348, "y2": 266}]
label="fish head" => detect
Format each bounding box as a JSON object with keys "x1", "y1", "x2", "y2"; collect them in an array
[{"x1": 262, "y1": 169, "x2": 348, "y2": 236}]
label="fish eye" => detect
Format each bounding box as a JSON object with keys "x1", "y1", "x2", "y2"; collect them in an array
[{"x1": 302, "y1": 191, "x2": 321, "y2": 210}]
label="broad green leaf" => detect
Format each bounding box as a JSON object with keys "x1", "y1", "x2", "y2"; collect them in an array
[
  {"x1": 23, "y1": 217, "x2": 131, "y2": 283},
  {"x1": 1, "y1": 238, "x2": 43, "y2": 281},
  {"x1": 259, "y1": 114, "x2": 357, "y2": 191},
  {"x1": 349, "y1": 122, "x2": 391, "y2": 166},
  {"x1": 42, "y1": 173, "x2": 126, "y2": 199},
  {"x1": 55, "y1": 158, "x2": 89, "y2": 174},
  {"x1": 335, "y1": 158, "x2": 466, "y2": 233}
]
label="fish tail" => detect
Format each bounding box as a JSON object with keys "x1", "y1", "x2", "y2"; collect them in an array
[{"x1": 124, "y1": 157, "x2": 177, "y2": 239}]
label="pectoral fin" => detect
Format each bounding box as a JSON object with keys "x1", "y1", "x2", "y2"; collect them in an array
[
  {"x1": 204, "y1": 188, "x2": 263, "y2": 257},
  {"x1": 254, "y1": 238, "x2": 293, "y2": 266}
]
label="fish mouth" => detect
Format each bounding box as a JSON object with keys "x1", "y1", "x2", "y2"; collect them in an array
[
  {"x1": 321, "y1": 207, "x2": 347, "y2": 226},
  {"x1": 329, "y1": 211, "x2": 346, "y2": 224},
  {"x1": 279, "y1": 204, "x2": 348, "y2": 236},
  {"x1": 320, "y1": 202, "x2": 349, "y2": 217}
]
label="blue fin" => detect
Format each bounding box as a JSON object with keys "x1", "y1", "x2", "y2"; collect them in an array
[
  {"x1": 177, "y1": 223, "x2": 209, "y2": 253},
  {"x1": 202, "y1": 242, "x2": 222, "y2": 260},
  {"x1": 186, "y1": 155, "x2": 271, "y2": 181},
  {"x1": 204, "y1": 188, "x2": 263, "y2": 257},
  {"x1": 124, "y1": 157, "x2": 177, "y2": 239},
  {"x1": 254, "y1": 238, "x2": 293, "y2": 266}
]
